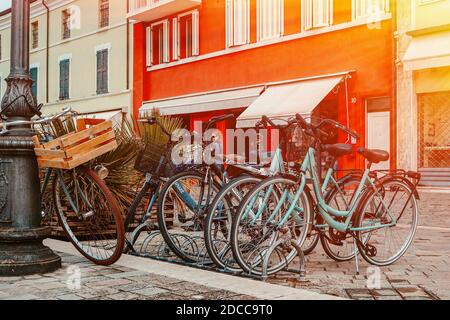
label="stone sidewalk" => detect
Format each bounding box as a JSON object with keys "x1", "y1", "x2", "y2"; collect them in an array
[
  {"x1": 0, "y1": 242, "x2": 337, "y2": 300},
  {"x1": 0, "y1": 251, "x2": 256, "y2": 300}
]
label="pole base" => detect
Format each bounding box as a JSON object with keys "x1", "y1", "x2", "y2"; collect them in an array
[{"x1": 0, "y1": 226, "x2": 61, "y2": 276}]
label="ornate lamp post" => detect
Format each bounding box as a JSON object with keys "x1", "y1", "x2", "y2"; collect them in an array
[{"x1": 0, "y1": 0, "x2": 61, "y2": 275}]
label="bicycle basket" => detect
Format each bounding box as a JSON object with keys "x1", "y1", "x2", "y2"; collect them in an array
[
  {"x1": 285, "y1": 125, "x2": 309, "y2": 163},
  {"x1": 134, "y1": 142, "x2": 168, "y2": 174}
]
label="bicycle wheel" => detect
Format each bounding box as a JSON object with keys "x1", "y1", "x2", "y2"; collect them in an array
[
  {"x1": 320, "y1": 176, "x2": 362, "y2": 262},
  {"x1": 231, "y1": 176, "x2": 311, "y2": 276},
  {"x1": 123, "y1": 180, "x2": 155, "y2": 254},
  {"x1": 53, "y1": 166, "x2": 125, "y2": 265},
  {"x1": 204, "y1": 175, "x2": 261, "y2": 272},
  {"x1": 157, "y1": 170, "x2": 221, "y2": 263},
  {"x1": 355, "y1": 178, "x2": 418, "y2": 266}
]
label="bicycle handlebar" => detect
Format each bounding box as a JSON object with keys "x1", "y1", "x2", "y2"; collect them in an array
[{"x1": 295, "y1": 113, "x2": 360, "y2": 141}]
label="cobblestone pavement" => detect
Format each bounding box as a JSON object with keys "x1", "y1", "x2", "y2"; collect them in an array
[
  {"x1": 0, "y1": 252, "x2": 257, "y2": 300},
  {"x1": 268, "y1": 190, "x2": 450, "y2": 300}
]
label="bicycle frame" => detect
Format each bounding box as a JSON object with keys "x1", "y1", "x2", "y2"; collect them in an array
[{"x1": 243, "y1": 147, "x2": 397, "y2": 233}]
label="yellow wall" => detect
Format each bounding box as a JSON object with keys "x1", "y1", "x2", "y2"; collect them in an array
[
  {"x1": 0, "y1": 0, "x2": 132, "y2": 115},
  {"x1": 413, "y1": 0, "x2": 450, "y2": 30},
  {"x1": 415, "y1": 66, "x2": 450, "y2": 93}
]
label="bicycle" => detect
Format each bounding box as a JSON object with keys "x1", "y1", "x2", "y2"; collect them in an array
[
  {"x1": 203, "y1": 116, "x2": 305, "y2": 272},
  {"x1": 124, "y1": 114, "x2": 234, "y2": 263},
  {"x1": 231, "y1": 113, "x2": 420, "y2": 276},
  {"x1": 0, "y1": 107, "x2": 125, "y2": 265}
]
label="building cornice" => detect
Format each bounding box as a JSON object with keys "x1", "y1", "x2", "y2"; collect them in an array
[{"x1": 406, "y1": 23, "x2": 450, "y2": 37}]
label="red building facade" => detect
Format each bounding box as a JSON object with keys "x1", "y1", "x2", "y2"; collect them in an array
[{"x1": 129, "y1": 0, "x2": 395, "y2": 170}]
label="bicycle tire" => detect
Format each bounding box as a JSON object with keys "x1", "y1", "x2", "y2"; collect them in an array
[
  {"x1": 53, "y1": 166, "x2": 125, "y2": 266},
  {"x1": 354, "y1": 177, "x2": 418, "y2": 266},
  {"x1": 157, "y1": 170, "x2": 221, "y2": 263},
  {"x1": 231, "y1": 175, "x2": 311, "y2": 276},
  {"x1": 205, "y1": 175, "x2": 261, "y2": 272}
]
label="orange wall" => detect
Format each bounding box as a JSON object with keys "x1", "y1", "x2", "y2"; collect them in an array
[{"x1": 143, "y1": 20, "x2": 393, "y2": 101}]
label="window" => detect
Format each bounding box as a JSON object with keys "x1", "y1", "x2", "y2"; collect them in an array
[
  {"x1": 302, "y1": 0, "x2": 333, "y2": 31},
  {"x1": 353, "y1": 0, "x2": 389, "y2": 20},
  {"x1": 96, "y1": 49, "x2": 109, "y2": 94},
  {"x1": 30, "y1": 67, "x2": 38, "y2": 99},
  {"x1": 62, "y1": 9, "x2": 71, "y2": 39},
  {"x1": 31, "y1": 21, "x2": 39, "y2": 49},
  {"x1": 257, "y1": 0, "x2": 284, "y2": 41},
  {"x1": 99, "y1": 0, "x2": 109, "y2": 28},
  {"x1": 59, "y1": 59, "x2": 70, "y2": 100},
  {"x1": 174, "y1": 11, "x2": 199, "y2": 60},
  {"x1": 146, "y1": 20, "x2": 169, "y2": 66},
  {"x1": 226, "y1": 0, "x2": 250, "y2": 47}
]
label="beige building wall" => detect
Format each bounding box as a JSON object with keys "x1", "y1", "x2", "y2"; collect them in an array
[
  {"x1": 413, "y1": 0, "x2": 450, "y2": 30},
  {"x1": 0, "y1": 0, "x2": 132, "y2": 116}
]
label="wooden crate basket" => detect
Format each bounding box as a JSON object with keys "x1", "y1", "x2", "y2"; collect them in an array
[{"x1": 33, "y1": 118, "x2": 118, "y2": 169}]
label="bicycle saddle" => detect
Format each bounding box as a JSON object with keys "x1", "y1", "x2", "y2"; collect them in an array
[
  {"x1": 357, "y1": 147, "x2": 389, "y2": 163},
  {"x1": 323, "y1": 143, "x2": 353, "y2": 157}
]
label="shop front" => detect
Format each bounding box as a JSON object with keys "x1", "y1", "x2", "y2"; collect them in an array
[{"x1": 401, "y1": 30, "x2": 450, "y2": 187}]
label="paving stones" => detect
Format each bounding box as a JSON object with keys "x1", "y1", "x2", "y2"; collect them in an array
[{"x1": 0, "y1": 250, "x2": 254, "y2": 300}]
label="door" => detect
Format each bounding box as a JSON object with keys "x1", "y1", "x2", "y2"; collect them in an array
[{"x1": 367, "y1": 111, "x2": 390, "y2": 171}]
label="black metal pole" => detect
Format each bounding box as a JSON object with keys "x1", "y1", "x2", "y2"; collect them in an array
[{"x1": 0, "y1": 0, "x2": 61, "y2": 276}]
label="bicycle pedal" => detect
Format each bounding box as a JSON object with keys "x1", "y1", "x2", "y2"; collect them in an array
[{"x1": 82, "y1": 211, "x2": 94, "y2": 219}]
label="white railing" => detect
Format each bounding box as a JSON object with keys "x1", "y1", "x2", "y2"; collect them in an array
[{"x1": 129, "y1": 0, "x2": 148, "y2": 13}]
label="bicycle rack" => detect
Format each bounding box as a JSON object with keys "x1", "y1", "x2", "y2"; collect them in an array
[
  {"x1": 261, "y1": 237, "x2": 307, "y2": 282},
  {"x1": 126, "y1": 226, "x2": 307, "y2": 282}
]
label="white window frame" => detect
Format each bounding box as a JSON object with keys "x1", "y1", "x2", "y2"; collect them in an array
[
  {"x1": 146, "y1": 19, "x2": 170, "y2": 67},
  {"x1": 95, "y1": 43, "x2": 111, "y2": 95},
  {"x1": 226, "y1": 0, "x2": 250, "y2": 48},
  {"x1": 0, "y1": 73, "x2": 3, "y2": 101},
  {"x1": 352, "y1": 0, "x2": 390, "y2": 21},
  {"x1": 257, "y1": 0, "x2": 284, "y2": 42},
  {"x1": 302, "y1": 0, "x2": 333, "y2": 31},
  {"x1": 174, "y1": 10, "x2": 200, "y2": 61}
]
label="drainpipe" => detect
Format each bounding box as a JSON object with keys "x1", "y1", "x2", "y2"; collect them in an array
[
  {"x1": 392, "y1": 0, "x2": 398, "y2": 170},
  {"x1": 126, "y1": 1, "x2": 130, "y2": 91},
  {"x1": 42, "y1": 0, "x2": 49, "y2": 104}
]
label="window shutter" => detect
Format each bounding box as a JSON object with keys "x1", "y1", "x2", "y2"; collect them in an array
[
  {"x1": 146, "y1": 26, "x2": 152, "y2": 66},
  {"x1": 30, "y1": 67, "x2": 38, "y2": 98},
  {"x1": 96, "y1": 51, "x2": 101, "y2": 94},
  {"x1": 354, "y1": 0, "x2": 388, "y2": 20},
  {"x1": 258, "y1": 0, "x2": 284, "y2": 41},
  {"x1": 192, "y1": 11, "x2": 199, "y2": 56},
  {"x1": 226, "y1": 0, "x2": 234, "y2": 47},
  {"x1": 302, "y1": 0, "x2": 313, "y2": 31},
  {"x1": 162, "y1": 20, "x2": 170, "y2": 63},
  {"x1": 233, "y1": 0, "x2": 249, "y2": 46},
  {"x1": 59, "y1": 60, "x2": 69, "y2": 100},
  {"x1": 172, "y1": 18, "x2": 179, "y2": 60},
  {"x1": 313, "y1": 0, "x2": 330, "y2": 28}
]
